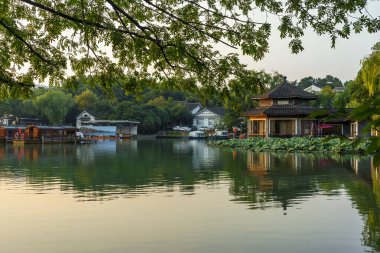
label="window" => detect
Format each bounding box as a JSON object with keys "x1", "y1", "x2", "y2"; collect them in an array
[
  {"x1": 250, "y1": 120, "x2": 265, "y2": 135},
  {"x1": 270, "y1": 120, "x2": 295, "y2": 136},
  {"x1": 322, "y1": 124, "x2": 343, "y2": 136},
  {"x1": 301, "y1": 120, "x2": 317, "y2": 135},
  {"x1": 351, "y1": 122, "x2": 358, "y2": 137},
  {"x1": 259, "y1": 99, "x2": 272, "y2": 107},
  {"x1": 277, "y1": 100, "x2": 289, "y2": 105}
]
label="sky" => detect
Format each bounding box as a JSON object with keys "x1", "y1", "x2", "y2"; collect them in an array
[
  {"x1": 239, "y1": 3, "x2": 380, "y2": 83},
  {"x1": 241, "y1": 29, "x2": 380, "y2": 83}
]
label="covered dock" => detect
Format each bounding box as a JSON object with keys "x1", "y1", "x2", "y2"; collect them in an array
[
  {"x1": 80, "y1": 120, "x2": 139, "y2": 137},
  {"x1": 76, "y1": 111, "x2": 139, "y2": 137}
]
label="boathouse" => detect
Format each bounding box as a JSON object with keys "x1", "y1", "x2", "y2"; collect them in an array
[
  {"x1": 76, "y1": 111, "x2": 139, "y2": 137},
  {"x1": 0, "y1": 126, "x2": 26, "y2": 143},
  {"x1": 22, "y1": 125, "x2": 77, "y2": 143}
]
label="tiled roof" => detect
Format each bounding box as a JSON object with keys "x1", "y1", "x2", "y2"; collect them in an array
[
  {"x1": 207, "y1": 107, "x2": 225, "y2": 116},
  {"x1": 242, "y1": 108, "x2": 267, "y2": 116},
  {"x1": 185, "y1": 102, "x2": 201, "y2": 111},
  {"x1": 254, "y1": 83, "x2": 317, "y2": 100},
  {"x1": 243, "y1": 107, "x2": 318, "y2": 117},
  {"x1": 265, "y1": 107, "x2": 317, "y2": 116},
  {"x1": 197, "y1": 107, "x2": 225, "y2": 116}
]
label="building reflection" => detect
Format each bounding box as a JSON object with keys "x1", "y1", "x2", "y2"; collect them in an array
[
  {"x1": 235, "y1": 151, "x2": 331, "y2": 211},
  {"x1": 246, "y1": 152, "x2": 272, "y2": 191},
  {"x1": 189, "y1": 140, "x2": 221, "y2": 170},
  {"x1": 238, "y1": 151, "x2": 380, "y2": 252},
  {"x1": 2, "y1": 142, "x2": 380, "y2": 251}
]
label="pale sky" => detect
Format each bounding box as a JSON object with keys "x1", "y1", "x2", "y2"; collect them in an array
[
  {"x1": 240, "y1": 3, "x2": 380, "y2": 83},
  {"x1": 241, "y1": 29, "x2": 380, "y2": 83}
]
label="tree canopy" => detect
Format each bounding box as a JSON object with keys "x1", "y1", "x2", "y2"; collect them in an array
[
  {"x1": 360, "y1": 42, "x2": 380, "y2": 96},
  {"x1": 1, "y1": 0, "x2": 379, "y2": 96},
  {"x1": 33, "y1": 89, "x2": 74, "y2": 125}
]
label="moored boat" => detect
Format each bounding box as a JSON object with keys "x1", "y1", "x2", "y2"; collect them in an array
[
  {"x1": 12, "y1": 125, "x2": 78, "y2": 144},
  {"x1": 214, "y1": 130, "x2": 229, "y2": 140},
  {"x1": 189, "y1": 131, "x2": 206, "y2": 139}
]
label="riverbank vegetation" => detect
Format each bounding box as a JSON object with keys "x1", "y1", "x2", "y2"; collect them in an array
[{"x1": 213, "y1": 137, "x2": 371, "y2": 154}]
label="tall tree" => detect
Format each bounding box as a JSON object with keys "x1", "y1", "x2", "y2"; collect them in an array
[
  {"x1": 0, "y1": 0, "x2": 379, "y2": 96},
  {"x1": 312, "y1": 86, "x2": 335, "y2": 109},
  {"x1": 350, "y1": 42, "x2": 380, "y2": 157},
  {"x1": 33, "y1": 89, "x2": 74, "y2": 125},
  {"x1": 297, "y1": 76, "x2": 316, "y2": 89},
  {"x1": 360, "y1": 42, "x2": 380, "y2": 96},
  {"x1": 316, "y1": 75, "x2": 344, "y2": 88},
  {"x1": 74, "y1": 89, "x2": 100, "y2": 111}
]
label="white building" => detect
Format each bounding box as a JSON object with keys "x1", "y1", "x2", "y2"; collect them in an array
[
  {"x1": 186, "y1": 102, "x2": 203, "y2": 115},
  {"x1": 76, "y1": 111, "x2": 96, "y2": 129},
  {"x1": 193, "y1": 107, "x2": 225, "y2": 130},
  {"x1": 0, "y1": 114, "x2": 17, "y2": 126},
  {"x1": 304, "y1": 85, "x2": 322, "y2": 94},
  {"x1": 333, "y1": 86, "x2": 346, "y2": 92},
  {"x1": 76, "y1": 111, "x2": 139, "y2": 136}
]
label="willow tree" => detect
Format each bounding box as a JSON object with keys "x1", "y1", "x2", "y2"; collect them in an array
[
  {"x1": 351, "y1": 42, "x2": 380, "y2": 156},
  {"x1": 33, "y1": 89, "x2": 74, "y2": 125},
  {"x1": 361, "y1": 42, "x2": 380, "y2": 96},
  {"x1": 0, "y1": 0, "x2": 379, "y2": 97}
]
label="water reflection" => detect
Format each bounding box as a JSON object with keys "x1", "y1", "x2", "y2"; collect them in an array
[
  {"x1": 228, "y1": 151, "x2": 360, "y2": 210},
  {"x1": 350, "y1": 158, "x2": 380, "y2": 252},
  {"x1": 2, "y1": 141, "x2": 380, "y2": 251},
  {"x1": 227, "y1": 151, "x2": 380, "y2": 252},
  {"x1": 0, "y1": 140, "x2": 224, "y2": 200}
]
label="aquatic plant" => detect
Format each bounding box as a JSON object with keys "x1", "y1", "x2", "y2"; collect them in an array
[{"x1": 212, "y1": 137, "x2": 370, "y2": 154}]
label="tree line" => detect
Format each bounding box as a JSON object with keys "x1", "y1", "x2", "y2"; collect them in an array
[{"x1": 0, "y1": 67, "x2": 371, "y2": 134}]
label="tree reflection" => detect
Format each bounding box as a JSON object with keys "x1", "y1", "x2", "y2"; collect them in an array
[
  {"x1": 0, "y1": 140, "x2": 224, "y2": 200},
  {"x1": 225, "y1": 150, "x2": 380, "y2": 251},
  {"x1": 224, "y1": 151, "x2": 354, "y2": 210},
  {"x1": 348, "y1": 159, "x2": 380, "y2": 252},
  {"x1": 3, "y1": 141, "x2": 380, "y2": 251}
]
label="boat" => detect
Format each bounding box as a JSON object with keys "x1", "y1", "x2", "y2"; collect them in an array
[
  {"x1": 12, "y1": 125, "x2": 78, "y2": 144},
  {"x1": 189, "y1": 131, "x2": 206, "y2": 139},
  {"x1": 76, "y1": 132, "x2": 98, "y2": 144},
  {"x1": 214, "y1": 130, "x2": 229, "y2": 140}
]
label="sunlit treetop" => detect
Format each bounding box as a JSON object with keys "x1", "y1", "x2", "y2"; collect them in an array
[
  {"x1": 0, "y1": 0, "x2": 379, "y2": 97},
  {"x1": 360, "y1": 42, "x2": 380, "y2": 96}
]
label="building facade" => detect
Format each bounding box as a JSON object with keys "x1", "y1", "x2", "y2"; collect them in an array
[
  {"x1": 243, "y1": 83, "x2": 372, "y2": 138},
  {"x1": 193, "y1": 107, "x2": 225, "y2": 130},
  {"x1": 243, "y1": 83, "x2": 319, "y2": 137},
  {"x1": 76, "y1": 111, "x2": 139, "y2": 136}
]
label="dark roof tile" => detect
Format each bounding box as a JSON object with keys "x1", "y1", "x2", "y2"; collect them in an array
[
  {"x1": 242, "y1": 108, "x2": 267, "y2": 116},
  {"x1": 207, "y1": 107, "x2": 225, "y2": 116},
  {"x1": 185, "y1": 102, "x2": 201, "y2": 111},
  {"x1": 243, "y1": 107, "x2": 318, "y2": 117},
  {"x1": 254, "y1": 83, "x2": 317, "y2": 100}
]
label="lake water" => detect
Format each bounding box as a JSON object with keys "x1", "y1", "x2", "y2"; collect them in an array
[{"x1": 0, "y1": 139, "x2": 379, "y2": 253}]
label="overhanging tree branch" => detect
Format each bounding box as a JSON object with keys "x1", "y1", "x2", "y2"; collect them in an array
[
  {"x1": 0, "y1": 18, "x2": 54, "y2": 65},
  {"x1": 20, "y1": 0, "x2": 153, "y2": 41}
]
